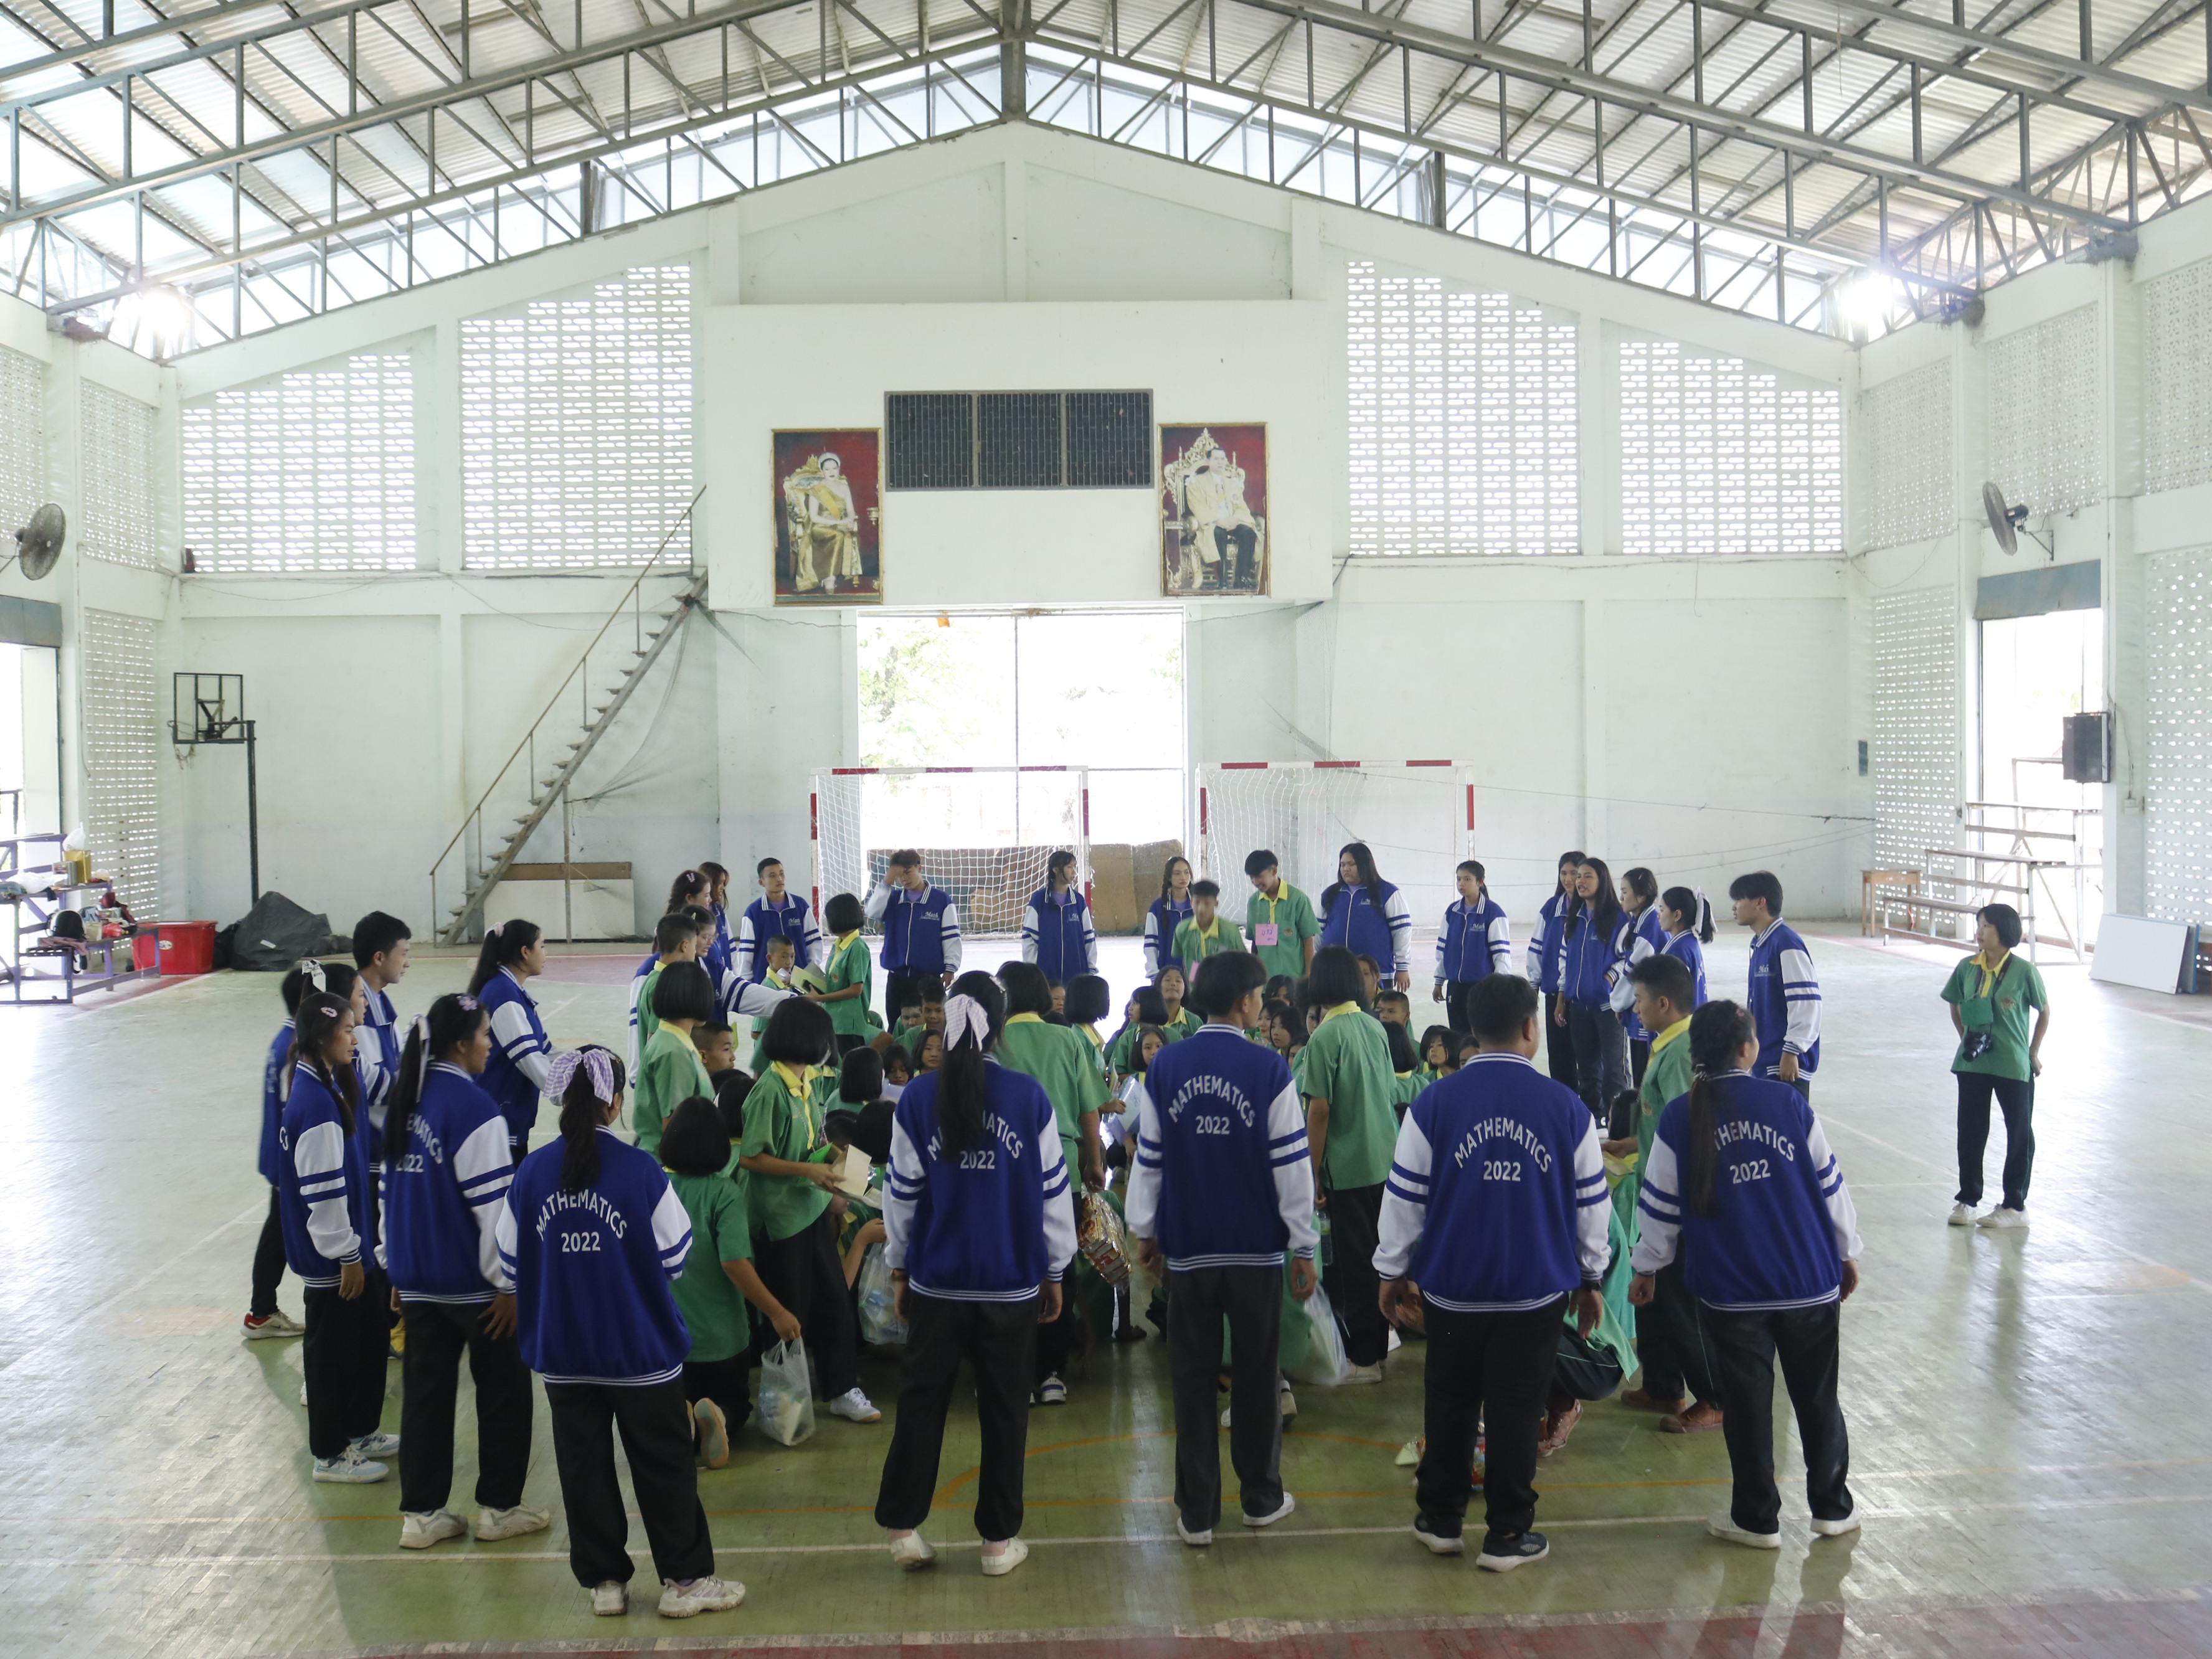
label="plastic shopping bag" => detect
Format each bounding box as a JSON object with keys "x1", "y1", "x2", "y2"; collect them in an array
[
  {"x1": 755, "y1": 1338, "x2": 817, "y2": 1445},
  {"x1": 1284, "y1": 1282, "x2": 1351, "y2": 1387},
  {"x1": 856, "y1": 1242, "x2": 907, "y2": 1347}
]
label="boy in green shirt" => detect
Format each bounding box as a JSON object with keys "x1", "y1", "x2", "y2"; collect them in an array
[
  {"x1": 752, "y1": 934, "x2": 796, "y2": 1041},
  {"x1": 1170, "y1": 879, "x2": 1245, "y2": 975},
  {"x1": 1291, "y1": 945, "x2": 1399, "y2": 1381},
  {"x1": 1940, "y1": 902, "x2": 2049, "y2": 1229},
  {"x1": 1244, "y1": 850, "x2": 1319, "y2": 983},
  {"x1": 658, "y1": 1096, "x2": 801, "y2": 1466},
  {"x1": 630, "y1": 910, "x2": 704, "y2": 1077}
]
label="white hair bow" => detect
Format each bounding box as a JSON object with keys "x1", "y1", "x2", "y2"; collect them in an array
[
  {"x1": 943, "y1": 993, "x2": 990, "y2": 1051},
  {"x1": 547, "y1": 1047, "x2": 615, "y2": 1104}
]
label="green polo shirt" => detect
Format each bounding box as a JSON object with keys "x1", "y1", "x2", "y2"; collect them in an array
[
  {"x1": 633, "y1": 1024, "x2": 712, "y2": 1160},
  {"x1": 1161, "y1": 1006, "x2": 1201, "y2": 1042},
  {"x1": 666, "y1": 1169, "x2": 753, "y2": 1363},
  {"x1": 738, "y1": 1063, "x2": 831, "y2": 1243},
  {"x1": 1245, "y1": 882, "x2": 1319, "y2": 981},
  {"x1": 821, "y1": 932, "x2": 875, "y2": 1040},
  {"x1": 1940, "y1": 952, "x2": 2048, "y2": 1082},
  {"x1": 1637, "y1": 1016, "x2": 1695, "y2": 1168},
  {"x1": 1171, "y1": 915, "x2": 1245, "y2": 970},
  {"x1": 1292, "y1": 1004, "x2": 1397, "y2": 1190},
  {"x1": 995, "y1": 1013, "x2": 1109, "y2": 1172},
  {"x1": 633, "y1": 963, "x2": 664, "y2": 1052}
]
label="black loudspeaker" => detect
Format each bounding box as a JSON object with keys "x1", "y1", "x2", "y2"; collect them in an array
[{"x1": 2063, "y1": 711, "x2": 2113, "y2": 784}]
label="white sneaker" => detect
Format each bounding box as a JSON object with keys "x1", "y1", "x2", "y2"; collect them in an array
[
  {"x1": 1036, "y1": 1374, "x2": 1068, "y2": 1406},
  {"x1": 1978, "y1": 1207, "x2": 2028, "y2": 1229},
  {"x1": 694, "y1": 1397, "x2": 730, "y2": 1466},
  {"x1": 1708, "y1": 1513, "x2": 1781, "y2": 1549},
  {"x1": 889, "y1": 1531, "x2": 937, "y2": 1569},
  {"x1": 312, "y1": 1452, "x2": 387, "y2": 1484},
  {"x1": 1279, "y1": 1384, "x2": 1298, "y2": 1420},
  {"x1": 1176, "y1": 1518, "x2": 1213, "y2": 1547},
  {"x1": 828, "y1": 1387, "x2": 881, "y2": 1424},
  {"x1": 1341, "y1": 1362, "x2": 1384, "y2": 1384},
  {"x1": 1811, "y1": 1509, "x2": 1861, "y2": 1538},
  {"x1": 399, "y1": 1510, "x2": 467, "y2": 1550},
  {"x1": 1947, "y1": 1202, "x2": 1977, "y2": 1226},
  {"x1": 656, "y1": 1574, "x2": 746, "y2": 1617},
  {"x1": 1412, "y1": 1520, "x2": 1464, "y2": 1556},
  {"x1": 350, "y1": 1430, "x2": 401, "y2": 1458},
  {"x1": 299, "y1": 1382, "x2": 309, "y2": 1406},
  {"x1": 243, "y1": 1311, "x2": 305, "y2": 1340},
  {"x1": 980, "y1": 1536, "x2": 1029, "y2": 1577},
  {"x1": 1243, "y1": 1493, "x2": 1295, "y2": 1528},
  {"x1": 590, "y1": 1581, "x2": 627, "y2": 1616},
  {"x1": 474, "y1": 1505, "x2": 551, "y2": 1541}
]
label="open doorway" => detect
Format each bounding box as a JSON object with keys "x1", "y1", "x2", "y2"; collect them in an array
[
  {"x1": 1, "y1": 641, "x2": 62, "y2": 843},
  {"x1": 1978, "y1": 606, "x2": 2103, "y2": 947}
]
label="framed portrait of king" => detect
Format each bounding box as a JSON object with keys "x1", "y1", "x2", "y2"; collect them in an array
[
  {"x1": 1160, "y1": 423, "x2": 1267, "y2": 597},
  {"x1": 773, "y1": 428, "x2": 883, "y2": 605}
]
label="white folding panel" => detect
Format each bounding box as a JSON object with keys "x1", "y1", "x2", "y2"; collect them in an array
[
  {"x1": 181, "y1": 353, "x2": 417, "y2": 572},
  {"x1": 0, "y1": 345, "x2": 50, "y2": 538},
  {"x1": 2141, "y1": 257, "x2": 2212, "y2": 496},
  {"x1": 1857, "y1": 359, "x2": 1953, "y2": 551},
  {"x1": 1985, "y1": 305, "x2": 2100, "y2": 515},
  {"x1": 1618, "y1": 340, "x2": 1842, "y2": 556},
  {"x1": 1346, "y1": 261, "x2": 1578, "y2": 557},
  {"x1": 80, "y1": 384, "x2": 161, "y2": 570},
  {"x1": 1871, "y1": 585, "x2": 1960, "y2": 872},
  {"x1": 461, "y1": 264, "x2": 696, "y2": 570},
  {"x1": 2144, "y1": 545, "x2": 2212, "y2": 924},
  {"x1": 80, "y1": 608, "x2": 161, "y2": 915}
]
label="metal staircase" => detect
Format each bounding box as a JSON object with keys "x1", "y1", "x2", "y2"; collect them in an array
[{"x1": 430, "y1": 496, "x2": 704, "y2": 946}]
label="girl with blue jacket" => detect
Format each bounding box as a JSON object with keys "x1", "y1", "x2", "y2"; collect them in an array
[
  {"x1": 1318, "y1": 843, "x2": 1412, "y2": 992},
  {"x1": 469, "y1": 921, "x2": 559, "y2": 1156},
  {"x1": 1143, "y1": 855, "x2": 1196, "y2": 979},
  {"x1": 1553, "y1": 858, "x2": 1629, "y2": 1122}
]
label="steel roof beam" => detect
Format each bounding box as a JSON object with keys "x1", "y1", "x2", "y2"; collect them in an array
[{"x1": 1810, "y1": 0, "x2": 2211, "y2": 111}]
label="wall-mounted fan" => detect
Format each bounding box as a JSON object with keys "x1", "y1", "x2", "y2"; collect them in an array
[
  {"x1": 1, "y1": 503, "x2": 67, "y2": 580},
  {"x1": 1980, "y1": 482, "x2": 2052, "y2": 560}
]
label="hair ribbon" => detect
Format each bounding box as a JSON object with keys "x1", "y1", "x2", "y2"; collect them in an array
[{"x1": 547, "y1": 1047, "x2": 615, "y2": 1105}]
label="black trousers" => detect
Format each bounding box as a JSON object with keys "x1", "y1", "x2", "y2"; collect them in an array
[
  {"x1": 752, "y1": 1209, "x2": 859, "y2": 1397},
  {"x1": 684, "y1": 1355, "x2": 754, "y2": 1434},
  {"x1": 1211, "y1": 523, "x2": 1259, "y2": 588},
  {"x1": 302, "y1": 1274, "x2": 390, "y2": 1460},
  {"x1": 1416, "y1": 1298, "x2": 1562, "y2": 1542},
  {"x1": 1629, "y1": 1037, "x2": 1651, "y2": 1087},
  {"x1": 1565, "y1": 1002, "x2": 1629, "y2": 1120},
  {"x1": 1444, "y1": 981, "x2": 1478, "y2": 1035},
  {"x1": 398, "y1": 1299, "x2": 533, "y2": 1515},
  {"x1": 875, "y1": 1292, "x2": 1038, "y2": 1541},
  {"x1": 1636, "y1": 1259, "x2": 1716, "y2": 1405},
  {"x1": 1541, "y1": 994, "x2": 1576, "y2": 1086},
  {"x1": 1321, "y1": 1180, "x2": 1387, "y2": 1368},
  {"x1": 545, "y1": 1380, "x2": 716, "y2": 1587},
  {"x1": 1956, "y1": 1073, "x2": 2035, "y2": 1210},
  {"x1": 1698, "y1": 1300, "x2": 1852, "y2": 1534},
  {"x1": 250, "y1": 1185, "x2": 286, "y2": 1318},
  {"x1": 1166, "y1": 1264, "x2": 1285, "y2": 1530},
  {"x1": 884, "y1": 970, "x2": 938, "y2": 1026},
  {"x1": 1036, "y1": 1187, "x2": 1083, "y2": 1382}
]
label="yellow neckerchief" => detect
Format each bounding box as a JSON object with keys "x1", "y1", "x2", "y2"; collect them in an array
[
  {"x1": 1972, "y1": 947, "x2": 2011, "y2": 998},
  {"x1": 1321, "y1": 1001, "x2": 1361, "y2": 1023},
  {"x1": 836, "y1": 929, "x2": 861, "y2": 951},
  {"x1": 1651, "y1": 1014, "x2": 1693, "y2": 1054},
  {"x1": 769, "y1": 1061, "x2": 819, "y2": 1149}
]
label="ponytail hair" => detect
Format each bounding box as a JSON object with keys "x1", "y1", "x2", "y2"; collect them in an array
[
  {"x1": 385, "y1": 993, "x2": 487, "y2": 1163},
  {"x1": 1682, "y1": 1000, "x2": 1755, "y2": 1219},
  {"x1": 1663, "y1": 884, "x2": 1715, "y2": 944},
  {"x1": 937, "y1": 971, "x2": 1004, "y2": 1154},
  {"x1": 552, "y1": 1044, "x2": 625, "y2": 1194},
  {"x1": 666, "y1": 867, "x2": 710, "y2": 917},
  {"x1": 1622, "y1": 866, "x2": 1658, "y2": 914},
  {"x1": 468, "y1": 920, "x2": 541, "y2": 997},
  {"x1": 286, "y1": 991, "x2": 361, "y2": 1135}
]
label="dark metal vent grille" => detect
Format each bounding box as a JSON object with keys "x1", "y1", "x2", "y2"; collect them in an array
[{"x1": 885, "y1": 390, "x2": 1153, "y2": 489}]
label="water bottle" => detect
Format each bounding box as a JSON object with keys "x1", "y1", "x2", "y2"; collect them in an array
[{"x1": 1316, "y1": 1208, "x2": 1334, "y2": 1268}]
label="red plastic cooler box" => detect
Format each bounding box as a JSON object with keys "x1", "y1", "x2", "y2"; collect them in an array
[{"x1": 153, "y1": 920, "x2": 217, "y2": 976}]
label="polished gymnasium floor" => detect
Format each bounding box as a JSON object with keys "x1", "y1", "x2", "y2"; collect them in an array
[{"x1": 3, "y1": 925, "x2": 2209, "y2": 1658}]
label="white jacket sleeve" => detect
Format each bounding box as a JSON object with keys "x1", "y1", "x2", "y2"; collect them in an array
[
  {"x1": 1020, "y1": 897, "x2": 1041, "y2": 964},
  {"x1": 798, "y1": 905, "x2": 823, "y2": 971},
  {"x1": 1488, "y1": 911, "x2": 1516, "y2": 976},
  {"x1": 1142, "y1": 910, "x2": 1163, "y2": 978},
  {"x1": 650, "y1": 1175, "x2": 693, "y2": 1280},
  {"x1": 1780, "y1": 945, "x2": 1822, "y2": 1057},
  {"x1": 494, "y1": 1191, "x2": 521, "y2": 1286},
  {"x1": 1082, "y1": 903, "x2": 1098, "y2": 973},
  {"x1": 863, "y1": 882, "x2": 894, "y2": 926},
  {"x1": 491, "y1": 999, "x2": 552, "y2": 1090},
  {"x1": 1432, "y1": 911, "x2": 1450, "y2": 986},
  {"x1": 455, "y1": 1115, "x2": 517, "y2": 1293},
  {"x1": 1383, "y1": 887, "x2": 1413, "y2": 974},
  {"x1": 1122, "y1": 1082, "x2": 1162, "y2": 1241},
  {"x1": 1631, "y1": 1134, "x2": 1683, "y2": 1275},
  {"x1": 1372, "y1": 1108, "x2": 1431, "y2": 1280},
  {"x1": 725, "y1": 979, "x2": 795, "y2": 1023},
  {"x1": 1038, "y1": 1116, "x2": 1078, "y2": 1280},
  {"x1": 736, "y1": 912, "x2": 760, "y2": 981},
  {"x1": 940, "y1": 900, "x2": 963, "y2": 973},
  {"x1": 1570, "y1": 1114, "x2": 1609, "y2": 1282},
  {"x1": 1267, "y1": 1078, "x2": 1319, "y2": 1259},
  {"x1": 1609, "y1": 932, "x2": 1655, "y2": 1013},
  {"x1": 1805, "y1": 1117, "x2": 1863, "y2": 1260},
  {"x1": 294, "y1": 1120, "x2": 361, "y2": 1265},
  {"x1": 881, "y1": 1114, "x2": 925, "y2": 1272}
]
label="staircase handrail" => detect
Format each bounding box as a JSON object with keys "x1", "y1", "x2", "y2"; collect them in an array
[{"x1": 427, "y1": 489, "x2": 705, "y2": 897}]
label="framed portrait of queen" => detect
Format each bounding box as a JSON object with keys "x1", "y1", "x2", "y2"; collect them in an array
[
  {"x1": 1160, "y1": 423, "x2": 1267, "y2": 597},
  {"x1": 773, "y1": 429, "x2": 883, "y2": 605}
]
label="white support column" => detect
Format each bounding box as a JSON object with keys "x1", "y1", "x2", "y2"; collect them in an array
[
  {"x1": 2101, "y1": 258, "x2": 2144, "y2": 915},
  {"x1": 1580, "y1": 596, "x2": 1606, "y2": 851},
  {"x1": 427, "y1": 319, "x2": 465, "y2": 574},
  {"x1": 1577, "y1": 314, "x2": 1615, "y2": 556}
]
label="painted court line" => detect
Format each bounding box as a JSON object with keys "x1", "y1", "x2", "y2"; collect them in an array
[{"x1": 16, "y1": 1488, "x2": 2211, "y2": 1570}]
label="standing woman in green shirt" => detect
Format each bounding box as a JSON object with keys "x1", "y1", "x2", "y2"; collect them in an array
[
  {"x1": 994, "y1": 962, "x2": 1108, "y2": 1406},
  {"x1": 811, "y1": 892, "x2": 877, "y2": 1042},
  {"x1": 1292, "y1": 946, "x2": 1400, "y2": 1381},
  {"x1": 737, "y1": 1000, "x2": 882, "y2": 1424},
  {"x1": 633, "y1": 962, "x2": 717, "y2": 1160},
  {"x1": 1941, "y1": 903, "x2": 2049, "y2": 1231}
]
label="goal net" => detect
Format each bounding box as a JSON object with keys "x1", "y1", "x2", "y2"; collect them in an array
[
  {"x1": 811, "y1": 766, "x2": 1091, "y2": 937},
  {"x1": 1198, "y1": 762, "x2": 1473, "y2": 925}
]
